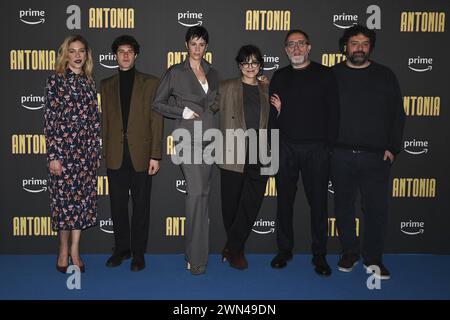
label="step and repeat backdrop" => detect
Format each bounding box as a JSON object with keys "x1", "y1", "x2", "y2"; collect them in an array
[{"x1": 1, "y1": 0, "x2": 449, "y2": 254}]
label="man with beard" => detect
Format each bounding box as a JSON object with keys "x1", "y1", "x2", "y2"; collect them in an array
[
  {"x1": 268, "y1": 29, "x2": 339, "y2": 276},
  {"x1": 331, "y1": 25, "x2": 405, "y2": 280}
]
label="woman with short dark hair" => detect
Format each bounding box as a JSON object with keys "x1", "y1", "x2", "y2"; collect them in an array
[
  {"x1": 153, "y1": 26, "x2": 219, "y2": 275},
  {"x1": 216, "y1": 44, "x2": 270, "y2": 270}
]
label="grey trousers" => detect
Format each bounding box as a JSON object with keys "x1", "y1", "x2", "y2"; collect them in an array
[{"x1": 180, "y1": 162, "x2": 213, "y2": 267}]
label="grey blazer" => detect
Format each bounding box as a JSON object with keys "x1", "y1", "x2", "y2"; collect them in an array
[
  {"x1": 216, "y1": 78, "x2": 270, "y2": 173},
  {"x1": 152, "y1": 58, "x2": 219, "y2": 135}
]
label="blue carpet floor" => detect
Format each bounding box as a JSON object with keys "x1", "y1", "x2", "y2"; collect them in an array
[{"x1": 1, "y1": 254, "x2": 449, "y2": 300}]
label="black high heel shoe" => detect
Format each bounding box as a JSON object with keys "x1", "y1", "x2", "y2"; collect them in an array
[
  {"x1": 56, "y1": 254, "x2": 69, "y2": 273},
  {"x1": 221, "y1": 247, "x2": 230, "y2": 262},
  {"x1": 222, "y1": 247, "x2": 248, "y2": 270},
  {"x1": 69, "y1": 254, "x2": 85, "y2": 273}
]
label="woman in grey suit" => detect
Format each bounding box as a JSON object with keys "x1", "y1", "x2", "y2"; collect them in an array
[{"x1": 153, "y1": 26, "x2": 219, "y2": 275}]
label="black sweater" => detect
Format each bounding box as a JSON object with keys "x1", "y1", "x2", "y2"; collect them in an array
[
  {"x1": 268, "y1": 61, "x2": 339, "y2": 146},
  {"x1": 119, "y1": 67, "x2": 135, "y2": 133},
  {"x1": 332, "y1": 61, "x2": 405, "y2": 154}
]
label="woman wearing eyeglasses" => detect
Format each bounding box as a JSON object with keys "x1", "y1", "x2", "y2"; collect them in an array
[{"x1": 215, "y1": 45, "x2": 271, "y2": 270}]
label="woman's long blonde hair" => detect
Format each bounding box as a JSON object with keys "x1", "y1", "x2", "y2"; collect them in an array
[{"x1": 55, "y1": 34, "x2": 94, "y2": 81}]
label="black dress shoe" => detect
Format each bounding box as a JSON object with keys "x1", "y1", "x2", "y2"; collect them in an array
[
  {"x1": 312, "y1": 255, "x2": 332, "y2": 277},
  {"x1": 271, "y1": 252, "x2": 293, "y2": 269},
  {"x1": 130, "y1": 254, "x2": 145, "y2": 272},
  {"x1": 105, "y1": 250, "x2": 131, "y2": 267}
]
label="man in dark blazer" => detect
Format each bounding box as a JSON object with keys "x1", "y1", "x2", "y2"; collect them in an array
[{"x1": 101, "y1": 35, "x2": 163, "y2": 271}]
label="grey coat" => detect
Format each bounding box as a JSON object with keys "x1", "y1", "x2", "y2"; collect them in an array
[{"x1": 152, "y1": 58, "x2": 219, "y2": 135}]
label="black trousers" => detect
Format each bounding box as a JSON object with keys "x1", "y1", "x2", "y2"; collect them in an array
[
  {"x1": 331, "y1": 148, "x2": 390, "y2": 263},
  {"x1": 107, "y1": 142, "x2": 152, "y2": 255},
  {"x1": 220, "y1": 164, "x2": 268, "y2": 254},
  {"x1": 276, "y1": 140, "x2": 330, "y2": 256}
]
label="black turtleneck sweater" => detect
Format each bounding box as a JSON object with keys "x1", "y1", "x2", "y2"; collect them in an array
[{"x1": 119, "y1": 67, "x2": 135, "y2": 133}]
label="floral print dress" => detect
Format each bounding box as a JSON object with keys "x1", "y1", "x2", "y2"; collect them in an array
[{"x1": 44, "y1": 68, "x2": 101, "y2": 231}]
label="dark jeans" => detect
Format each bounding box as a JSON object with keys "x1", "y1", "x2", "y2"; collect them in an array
[
  {"x1": 276, "y1": 140, "x2": 330, "y2": 256},
  {"x1": 220, "y1": 164, "x2": 268, "y2": 254},
  {"x1": 107, "y1": 142, "x2": 152, "y2": 255},
  {"x1": 331, "y1": 148, "x2": 391, "y2": 263}
]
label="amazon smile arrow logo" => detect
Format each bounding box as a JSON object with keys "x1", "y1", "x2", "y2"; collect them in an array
[
  {"x1": 99, "y1": 63, "x2": 118, "y2": 69},
  {"x1": 333, "y1": 22, "x2": 358, "y2": 29},
  {"x1": 408, "y1": 65, "x2": 432, "y2": 72},
  {"x1": 405, "y1": 148, "x2": 428, "y2": 155},
  {"x1": 20, "y1": 18, "x2": 45, "y2": 25},
  {"x1": 23, "y1": 186, "x2": 47, "y2": 193},
  {"x1": 22, "y1": 103, "x2": 44, "y2": 110},
  {"x1": 252, "y1": 227, "x2": 275, "y2": 234},
  {"x1": 263, "y1": 64, "x2": 279, "y2": 71},
  {"x1": 401, "y1": 228, "x2": 424, "y2": 235},
  {"x1": 178, "y1": 20, "x2": 203, "y2": 27}
]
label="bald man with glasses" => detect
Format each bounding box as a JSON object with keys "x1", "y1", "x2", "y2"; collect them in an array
[{"x1": 268, "y1": 29, "x2": 340, "y2": 276}]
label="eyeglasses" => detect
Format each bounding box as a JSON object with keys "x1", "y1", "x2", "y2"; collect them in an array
[
  {"x1": 240, "y1": 61, "x2": 261, "y2": 69},
  {"x1": 285, "y1": 40, "x2": 309, "y2": 49}
]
